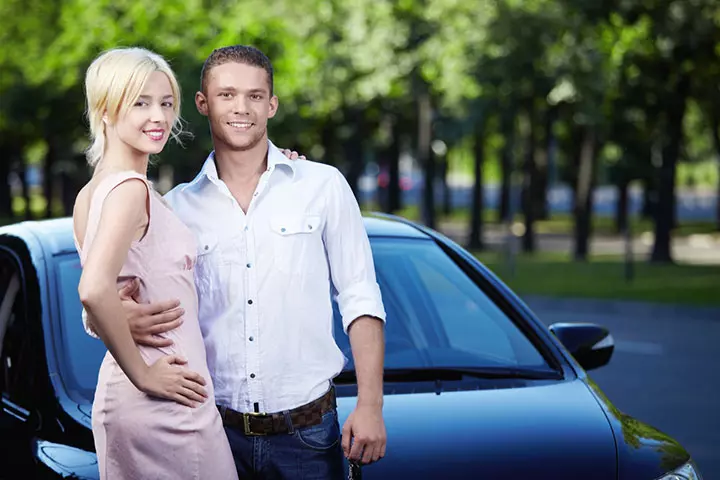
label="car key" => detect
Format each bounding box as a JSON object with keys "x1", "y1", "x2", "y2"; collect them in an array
[{"x1": 349, "y1": 460, "x2": 362, "y2": 480}]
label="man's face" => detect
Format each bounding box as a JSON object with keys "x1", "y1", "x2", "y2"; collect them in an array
[{"x1": 196, "y1": 62, "x2": 277, "y2": 152}]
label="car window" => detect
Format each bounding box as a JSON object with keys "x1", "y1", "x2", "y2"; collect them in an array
[
  {"x1": 333, "y1": 238, "x2": 548, "y2": 370},
  {"x1": 54, "y1": 256, "x2": 105, "y2": 398},
  {"x1": 56, "y1": 237, "x2": 549, "y2": 401}
]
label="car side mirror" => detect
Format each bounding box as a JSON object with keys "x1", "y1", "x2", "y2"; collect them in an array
[{"x1": 548, "y1": 322, "x2": 614, "y2": 371}]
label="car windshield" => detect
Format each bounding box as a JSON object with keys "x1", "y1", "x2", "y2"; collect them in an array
[{"x1": 55, "y1": 237, "x2": 550, "y2": 400}]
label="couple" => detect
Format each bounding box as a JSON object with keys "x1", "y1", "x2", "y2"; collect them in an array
[{"x1": 73, "y1": 44, "x2": 387, "y2": 479}]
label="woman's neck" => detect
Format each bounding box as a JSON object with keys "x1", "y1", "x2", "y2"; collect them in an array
[{"x1": 95, "y1": 148, "x2": 149, "y2": 178}]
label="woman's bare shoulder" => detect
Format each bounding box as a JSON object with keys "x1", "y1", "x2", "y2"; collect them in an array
[{"x1": 73, "y1": 173, "x2": 148, "y2": 249}]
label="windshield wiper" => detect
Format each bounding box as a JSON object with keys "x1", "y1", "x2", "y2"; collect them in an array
[{"x1": 335, "y1": 366, "x2": 562, "y2": 384}]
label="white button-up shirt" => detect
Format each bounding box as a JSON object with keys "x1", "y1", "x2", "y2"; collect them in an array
[{"x1": 162, "y1": 141, "x2": 386, "y2": 414}]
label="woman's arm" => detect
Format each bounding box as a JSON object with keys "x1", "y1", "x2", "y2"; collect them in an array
[{"x1": 78, "y1": 179, "x2": 206, "y2": 407}]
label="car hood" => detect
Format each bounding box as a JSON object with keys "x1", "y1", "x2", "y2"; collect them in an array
[
  {"x1": 62, "y1": 378, "x2": 688, "y2": 480},
  {"x1": 337, "y1": 379, "x2": 617, "y2": 479},
  {"x1": 583, "y1": 378, "x2": 690, "y2": 480}
]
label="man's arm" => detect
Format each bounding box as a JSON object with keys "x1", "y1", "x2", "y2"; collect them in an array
[
  {"x1": 323, "y1": 168, "x2": 387, "y2": 465},
  {"x1": 348, "y1": 317, "x2": 384, "y2": 408}
]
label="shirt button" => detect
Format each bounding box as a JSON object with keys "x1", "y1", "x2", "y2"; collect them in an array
[
  {"x1": 204, "y1": 245, "x2": 209, "y2": 251},
  {"x1": 249, "y1": 336, "x2": 254, "y2": 342},
  {"x1": 250, "y1": 373, "x2": 256, "y2": 379},
  {"x1": 253, "y1": 192, "x2": 258, "y2": 196},
  {"x1": 248, "y1": 299, "x2": 253, "y2": 305},
  {"x1": 280, "y1": 227, "x2": 286, "y2": 233},
  {"x1": 246, "y1": 263, "x2": 252, "y2": 268},
  {"x1": 308, "y1": 225, "x2": 312, "y2": 230},
  {"x1": 244, "y1": 226, "x2": 249, "y2": 231}
]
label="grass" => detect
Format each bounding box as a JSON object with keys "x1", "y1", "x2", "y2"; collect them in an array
[
  {"x1": 362, "y1": 202, "x2": 718, "y2": 239},
  {"x1": 475, "y1": 251, "x2": 720, "y2": 307}
]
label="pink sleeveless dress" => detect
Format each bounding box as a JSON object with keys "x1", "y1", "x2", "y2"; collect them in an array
[{"x1": 74, "y1": 171, "x2": 237, "y2": 480}]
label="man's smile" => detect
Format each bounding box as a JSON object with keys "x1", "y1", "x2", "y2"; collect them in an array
[{"x1": 227, "y1": 121, "x2": 254, "y2": 131}]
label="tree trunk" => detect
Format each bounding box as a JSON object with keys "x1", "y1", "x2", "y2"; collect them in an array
[
  {"x1": 322, "y1": 121, "x2": 337, "y2": 167},
  {"x1": 709, "y1": 111, "x2": 720, "y2": 231},
  {"x1": 43, "y1": 139, "x2": 58, "y2": 219},
  {"x1": 16, "y1": 160, "x2": 31, "y2": 220},
  {"x1": 615, "y1": 178, "x2": 630, "y2": 234},
  {"x1": 573, "y1": 127, "x2": 598, "y2": 261},
  {"x1": 640, "y1": 176, "x2": 656, "y2": 220},
  {"x1": 533, "y1": 107, "x2": 555, "y2": 220},
  {"x1": 417, "y1": 90, "x2": 435, "y2": 229},
  {"x1": 498, "y1": 112, "x2": 515, "y2": 224},
  {"x1": 440, "y1": 157, "x2": 451, "y2": 216},
  {"x1": 388, "y1": 121, "x2": 402, "y2": 213},
  {"x1": 343, "y1": 134, "x2": 364, "y2": 201},
  {"x1": 0, "y1": 145, "x2": 16, "y2": 220},
  {"x1": 651, "y1": 75, "x2": 690, "y2": 263},
  {"x1": 468, "y1": 120, "x2": 486, "y2": 250},
  {"x1": 344, "y1": 109, "x2": 368, "y2": 200},
  {"x1": 60, "y1": 155, "x2": 87, "y2": 217},
  {"x1": 521, "y1": 109, "x2": 537, "y2": 253}
]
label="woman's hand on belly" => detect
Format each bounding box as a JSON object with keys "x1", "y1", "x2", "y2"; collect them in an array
[{"x1": 138, "y1": 354, "x2": 209, "y2": 408}]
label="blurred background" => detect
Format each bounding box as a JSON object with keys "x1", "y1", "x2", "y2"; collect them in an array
[{"x1": 1, "y1": 0, "x2": 719, "y2": 474}]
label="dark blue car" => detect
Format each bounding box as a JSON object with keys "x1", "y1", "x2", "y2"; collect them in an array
[{"x1": 0, "y1": 215, "x2": 703, "y2": 479}]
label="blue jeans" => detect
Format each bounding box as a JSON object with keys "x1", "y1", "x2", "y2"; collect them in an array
[{"x1": 224, "y1": 409, "x2": 345, "y2": 479}]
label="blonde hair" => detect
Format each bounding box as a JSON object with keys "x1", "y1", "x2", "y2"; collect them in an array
[{"x1": 84, "y1": 47, "x2": 183, "y2": 166}]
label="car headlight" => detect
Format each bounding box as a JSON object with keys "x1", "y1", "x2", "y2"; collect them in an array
[{"x1": 657, "y1": 461, "x2": 702, "y2": 480}]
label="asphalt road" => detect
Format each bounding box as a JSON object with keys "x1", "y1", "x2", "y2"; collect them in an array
[
  {"x1": 360, "y1": 182, "x2": 719, "y2": 221},
  {"x1": 439, "y1": 221, "x2": 720, "y2": 264},
  {"x1": 524, "y1": 296, "x2": 720, "y2": 478}
]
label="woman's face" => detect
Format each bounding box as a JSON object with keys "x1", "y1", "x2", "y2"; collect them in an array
[{"x1": 111, "y1": 71, "x2": 176, "y2": 156}]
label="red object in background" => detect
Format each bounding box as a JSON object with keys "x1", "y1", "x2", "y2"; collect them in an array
[
  {"x1": 378, "y1": 172, "x2": 389, "y2": 188},
  {"x1": 377, "y1": 172, "x2": 412, "y2": 191}
]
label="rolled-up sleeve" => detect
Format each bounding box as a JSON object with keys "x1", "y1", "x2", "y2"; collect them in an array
[{"x1": 323, "y1": 168, "x2": 386, "y2": 333}]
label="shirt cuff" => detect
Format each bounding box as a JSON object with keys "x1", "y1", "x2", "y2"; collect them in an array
[
  {"x1": 337, "y1": 281, "x2": 386, "y2": 334},
  {"x1": 81, "y1": 308, "x2": 100, "y2": 339}
]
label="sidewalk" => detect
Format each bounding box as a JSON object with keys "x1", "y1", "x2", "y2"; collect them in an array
[{"x1": 437, "y1": 220, "x2": 720, "y2": 265}]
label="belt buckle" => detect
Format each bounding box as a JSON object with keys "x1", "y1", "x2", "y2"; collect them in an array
[{"x1": 243, "y1": 412, "x2": 267, "y2": 436}]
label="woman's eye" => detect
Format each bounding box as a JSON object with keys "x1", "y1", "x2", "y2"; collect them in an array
[{"x1": 162, "y1": 102, "x2": 174, "y2": 108}]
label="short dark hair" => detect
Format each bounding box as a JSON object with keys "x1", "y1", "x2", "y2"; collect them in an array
[{"x1": 200, "y1": 45, "x2": 274, "y2": 95}]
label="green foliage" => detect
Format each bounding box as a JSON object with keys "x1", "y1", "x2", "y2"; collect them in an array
[{"x1": 2, "y1": 0, "x2": 720, "y2": 202}]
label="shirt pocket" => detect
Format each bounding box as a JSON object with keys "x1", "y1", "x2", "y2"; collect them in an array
[
  {"x1": 195, "y1": 232, "x2": 221, "y2": 293},
  {"x1": 269, "y1": 214, "x2": 322, "y2": 275}
]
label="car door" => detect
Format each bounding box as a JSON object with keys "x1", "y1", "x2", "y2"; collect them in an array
[{"x1": 0, "y1": 237, "x2": 44, "y2": 471}]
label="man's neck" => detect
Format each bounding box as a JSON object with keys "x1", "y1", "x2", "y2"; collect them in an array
[{"x1": 214, "y1": 137, "x2": 269, "y2": 184}]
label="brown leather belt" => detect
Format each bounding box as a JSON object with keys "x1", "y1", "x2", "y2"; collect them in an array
[{"x1": 217, "y1": 387, "x2": 336, "y2": 436}]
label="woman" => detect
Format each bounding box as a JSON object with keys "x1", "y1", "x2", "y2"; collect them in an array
[{"x1": 73, "y1": 47, "x2": 238, "y2": 480}]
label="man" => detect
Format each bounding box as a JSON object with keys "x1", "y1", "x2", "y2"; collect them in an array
[{"x1": 116, "y1": 45, "x2": 387, "y2": 478}]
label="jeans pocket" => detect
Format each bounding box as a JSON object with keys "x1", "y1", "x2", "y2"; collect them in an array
[{"x1": 295, "y1": 410, "x2": 341, "y2": 451}]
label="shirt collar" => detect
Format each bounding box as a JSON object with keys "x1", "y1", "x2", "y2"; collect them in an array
[
  {"x1": 266, "y1": 140, "x2": 297, "y2": 179},
  {"x1": 181, "y1": 140, "x2": 296, "y2": 192}
]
